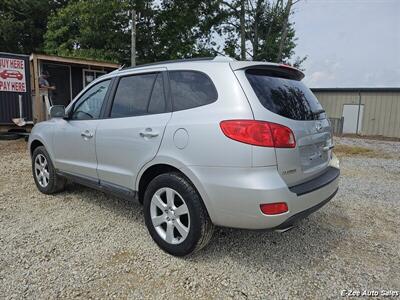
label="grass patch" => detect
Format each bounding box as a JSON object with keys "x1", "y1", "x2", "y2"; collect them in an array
[
  {"x1": 334, "y1": 144, "x2": 393, "y2": 159},
  {"x1": 334, "y1": 144, "x2": 374, "y2": 156}
]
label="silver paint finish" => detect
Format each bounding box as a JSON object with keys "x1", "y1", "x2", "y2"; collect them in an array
[
  {"x1": 173, "y1": 128, "x2": 189, "y2": 150},
  {"x1": 29, "y1": 58, "x2": 339, "y2": 230},
  {"x1": 95, "y1": 113, "x2": 171, "y2": 189}
]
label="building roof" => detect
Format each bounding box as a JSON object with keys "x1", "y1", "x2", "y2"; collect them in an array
[
  {"x1": 30, "y1": 53, "x2": 119, "y2": 69},
  {"x1": 311, "y1": 87, "x2": 400, "y2": 93}
]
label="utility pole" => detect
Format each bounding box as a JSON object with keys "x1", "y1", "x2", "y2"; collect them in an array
[
  {"x1": 239, "y1": 0, "x2": 246, "y2": 60},
  {"x1": 131, "y1": 9, "x2": 137, "y2": 67}
]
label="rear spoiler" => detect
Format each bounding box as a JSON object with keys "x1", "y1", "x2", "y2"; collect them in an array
[{"x1": 229, "y1": 61, "x2": 305, "y2": 81}]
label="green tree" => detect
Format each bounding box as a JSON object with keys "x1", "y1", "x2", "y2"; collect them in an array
[
  {"x1": 0, "y1": 0, "x2": 67, "y2": 54},
  {"x1": 218, "y1": 0, "x2": 306, "y2": 67},
  {"x1": 44, "y1": 0, "x2": 222, "y2": 64},
  {"x1": 150, "y1": 0, "x2": 223, "y2": 61},
  {"x1": 44, "y1": 0, "x2": 131, "y2": 63}
]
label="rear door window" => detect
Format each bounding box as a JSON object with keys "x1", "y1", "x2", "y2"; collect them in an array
[
  {"x1": 110, "y1": 73, "x2": 166, "y2": 118},
  {"x1": 245, "y1": 69, "x2": 324, "y2": 120},
  {"x1": 169, "y1": 71, "x2": 218, "y2": 111}
]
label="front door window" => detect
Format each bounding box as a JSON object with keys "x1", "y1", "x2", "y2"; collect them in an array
[{"x1": 71, "y1": 79, "x2": 111, "y2": 120}]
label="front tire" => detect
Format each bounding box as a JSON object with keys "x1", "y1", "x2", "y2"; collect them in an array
[
  {"x1": 143, "y1": 173, "x2": 214, "y2": 256},
  {"x1": 32, "y1": 146, "x2": 65, "y2": 194}
]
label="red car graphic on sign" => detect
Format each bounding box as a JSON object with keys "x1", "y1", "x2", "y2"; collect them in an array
[{"x1": 0, "y1": 70, "x2": 23, "y2": 81}]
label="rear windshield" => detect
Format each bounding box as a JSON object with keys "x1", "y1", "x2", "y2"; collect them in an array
[{"x1": 245, "y1": 69, "x2": 325, "y2": 120}]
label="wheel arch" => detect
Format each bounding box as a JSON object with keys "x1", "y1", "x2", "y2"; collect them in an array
[
  {"x1": 136, "y1": 158, "x2": 216, "y2": 223},
  {"x1": 30, "y1": 139, "x2": 45, "y2": 156}
]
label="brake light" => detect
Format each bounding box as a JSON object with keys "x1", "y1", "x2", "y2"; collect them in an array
[
  {"x1": 220, "y1": 120, "x2": 295, "y2": 148},
  {"x1": 260, "y1": 202, "x2": 288, "y2": 215}
]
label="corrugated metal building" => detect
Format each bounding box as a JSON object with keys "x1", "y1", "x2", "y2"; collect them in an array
[{"x1": 312, "y1": 88, "x2": 400, "y2": 138}]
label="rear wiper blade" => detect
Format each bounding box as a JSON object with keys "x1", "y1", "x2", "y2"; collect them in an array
[{"x1": 312, "y1": 109, "x2": 325, "y2": 116}]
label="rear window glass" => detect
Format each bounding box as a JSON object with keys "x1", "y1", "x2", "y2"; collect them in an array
[
  {"x1": 246, "y1": 69, "x2": 324, "y2": 120},
  {"x1": 169, "y1": 71, "x2": 218, "y2": 111}
]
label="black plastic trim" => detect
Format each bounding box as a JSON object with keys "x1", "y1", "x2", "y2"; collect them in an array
[
  {"x1": 289, "y1": 167, "x2": 340, "y2": 196},
  {"x1": 57, "y1": 170, "x2": 138, "y2": 202},
  {"x1": 274, "y1": 188, "x2": 338, "y2": 230}
]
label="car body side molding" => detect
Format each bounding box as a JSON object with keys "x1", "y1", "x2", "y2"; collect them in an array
[{"x1": 56, "y1": 170, "x2": 138, "y2": 202}]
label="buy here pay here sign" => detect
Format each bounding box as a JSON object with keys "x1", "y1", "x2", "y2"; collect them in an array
[{"x1": 0, "y1": 57, "x2": 27, "y2": 93}]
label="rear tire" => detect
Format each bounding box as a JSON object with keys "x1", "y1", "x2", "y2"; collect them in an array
[
  {"x1": 143, "y1": 172, "x2": 214, "y2": 256},
  {"x1": 32, "y1": 146, "x2": 66, "y2": 194}
]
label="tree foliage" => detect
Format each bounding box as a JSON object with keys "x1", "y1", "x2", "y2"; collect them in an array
[
  {"x1": 44, "y1": 0, "x2": 131, "y2": 63},
  {"x1": 0, "y1": 0, "x2": 67, "y2": 54},
  {"x1": 219, "y1": 0, "x2": 306, "y2": 67},
  {"x1": 2, "y1": 0, "x2": 305, "y2": 68}
]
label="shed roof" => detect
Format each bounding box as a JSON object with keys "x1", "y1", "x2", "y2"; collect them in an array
[{"x1": 30, "y1": 53, "x2": 119, "y2": 69}]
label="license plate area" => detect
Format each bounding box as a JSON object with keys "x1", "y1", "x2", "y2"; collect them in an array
[{"x1": 300, "y1": 142, "x2": 329, "y2": 171}]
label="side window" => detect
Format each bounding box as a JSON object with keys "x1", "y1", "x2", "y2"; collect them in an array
[
  {"x1": 71, "y1": 79, "x2": 110, "y2": 120},
  {"x1": 169, "y1": 71, "x2": 218, "y2": 111},
  {"x1": 110, "y1": 73, "x2": 166, "y2": 118},
  {"x1": 148, "y1": 74, "x2": 166, "y2": 114}
]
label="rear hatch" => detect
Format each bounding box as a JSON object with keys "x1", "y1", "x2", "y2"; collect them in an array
[{"x1": 234, "y1": 64, "x2": 333, "y2": 186}]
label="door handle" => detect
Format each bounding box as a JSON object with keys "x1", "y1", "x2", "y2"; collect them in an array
[
  {"x1": 81, "y1": 130, "x2": 94, "y2": 139},
  {"x1": 139, "y1": 129, "x2": 159, "y2": 138}
]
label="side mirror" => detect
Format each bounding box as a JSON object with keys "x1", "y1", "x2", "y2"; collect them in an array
[{"x1": 49, "y1": 105, "x2": 66, "y2": 118}]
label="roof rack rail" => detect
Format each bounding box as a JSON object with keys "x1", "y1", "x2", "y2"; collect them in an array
[{"x1": 122, "y1": 57, "x2": 216, "y2": 71}]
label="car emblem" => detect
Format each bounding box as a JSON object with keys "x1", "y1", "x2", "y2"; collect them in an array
[{"x1": 315, "y1": 121, "x2": 323, "y2": 132}]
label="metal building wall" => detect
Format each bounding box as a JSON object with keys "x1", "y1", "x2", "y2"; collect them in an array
[{"x1": 313, "y1": 90, "x2": 400, "y2": 138}]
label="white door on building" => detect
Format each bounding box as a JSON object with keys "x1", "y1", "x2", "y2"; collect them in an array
[{"x1": 342, "y1": 104, "x2": 364, "y2": 134}]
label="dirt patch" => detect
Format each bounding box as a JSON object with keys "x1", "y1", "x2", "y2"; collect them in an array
[{"x1": 1, "y1": 138, "x2": 399, "y2": 299}]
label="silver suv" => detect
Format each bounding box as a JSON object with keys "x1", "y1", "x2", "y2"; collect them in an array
[{"x1": 29, "y1": 57, "x2": 340, "y2": 256}]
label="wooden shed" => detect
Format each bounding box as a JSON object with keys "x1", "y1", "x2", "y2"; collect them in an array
[
  {"x1": 1, "y1": 52, "x2": 119, "y2": 129},
  {"x1": 30, "y1": 54, "x2": 119, "y2": 123}
]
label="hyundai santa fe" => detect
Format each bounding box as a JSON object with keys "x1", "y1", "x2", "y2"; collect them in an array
[{"x1": 29, "y1": 57, "x2": 340, "y2": 256}]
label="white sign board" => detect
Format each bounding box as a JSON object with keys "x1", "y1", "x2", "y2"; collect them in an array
[{"x1": 0, "y1": 57, "x2": 27, "y2": 93}]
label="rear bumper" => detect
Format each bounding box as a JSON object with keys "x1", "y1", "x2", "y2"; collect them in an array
[
  {"x1": 185, "y1": 156, "x2": 340, "y2": 230},
  {"x1": 273, "y1": 187, "x2": 338, "y2": 230}
]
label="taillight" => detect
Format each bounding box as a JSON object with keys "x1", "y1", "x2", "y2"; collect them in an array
[
  {"x1": 220, "y1": 120, "x2": 295, "y2": 148},
  {"x1": 260, "y1": 202, "x2": 288, "y2": 215}
]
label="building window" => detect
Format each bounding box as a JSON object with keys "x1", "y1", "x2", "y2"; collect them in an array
[{"x1": 83, "y1": 69, "x2": 106, "y2": 87}]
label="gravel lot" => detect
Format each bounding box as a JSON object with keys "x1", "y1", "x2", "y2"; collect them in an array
[{"x1": 0, "y1": 137, "x2": 399, "y2": 299}]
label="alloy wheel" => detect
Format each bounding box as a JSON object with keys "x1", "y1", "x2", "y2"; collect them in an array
[
  {"x1": 150, "y1": 187, "x2": 190, "y2": 244},
  {"x1": 34, "y1": 154, "x2": 49, "y2": 188}
]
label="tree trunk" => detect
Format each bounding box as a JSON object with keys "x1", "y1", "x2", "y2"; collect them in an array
[
  {"x1": 252, "y1": 0, "x2": 264, "y2": 59},
  {"x1": 131, "y1": 9, "x2": 137, "y2": 67},
  {"x1": 240, "y1": 0, "x2": 246, "y2": 60},
  {"x1": 276, "y1": 0, "x2": 292, "y2": 62},
  {"x1": 264, "y1": 0, "x2": 281, "y2": 58}
]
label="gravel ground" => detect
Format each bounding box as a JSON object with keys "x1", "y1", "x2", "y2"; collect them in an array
[{"x1": 0, "y1": 137, "x2": 399, "y2": 299}]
